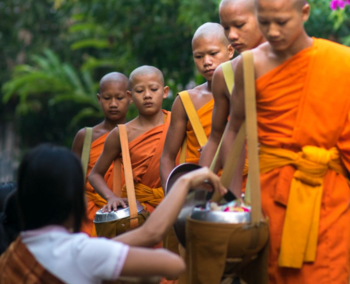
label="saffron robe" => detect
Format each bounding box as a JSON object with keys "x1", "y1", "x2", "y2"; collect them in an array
[
  {"x1": 81, "y1": 133, "x2": 113, "y2": 236},
  {"x1": 184, "y1": 99, "x2": 213, "y2": 164},
  {"x1": 0, "y1": 237, "x2": 64, "y2": 284},
  {"x1": 256, "y1": 38, "x2": 350, "y2": 284},
  {"x1": 121, "y1": 110, "x2": 171, "y2": 213}
]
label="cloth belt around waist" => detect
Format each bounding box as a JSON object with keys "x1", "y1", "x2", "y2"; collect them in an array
[
  {"x1": 85, "y1": 190, "x2": 107, "y2": 208},
  {"x1": 121, "y1": 183, "x2": 164, "y2": 208},
  {"x1": 259, "y1": 144, "x2": 348, "y2": 268}
]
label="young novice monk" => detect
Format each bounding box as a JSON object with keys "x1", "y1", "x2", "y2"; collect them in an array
[
  {"x1": 200, "y1": 0, "x2": 266, "y2": 169},
  {"x1": 223, "y1": 0, "x2": 350, "y2": 283},
  {"x1": 160, "y1": 23, "x2": 234, "y2": 188},
  {"x1": 89, "y1": 66, "x2": 170, "y2": 214},
  {"x1": 72, "y1": 72, "x2": 130, "y2": 236}
]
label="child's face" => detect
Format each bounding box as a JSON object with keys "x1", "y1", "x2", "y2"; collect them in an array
[
  {"x1": 128, "y1": 73, "x2": 169, "y2": 116},
  {"x1": 97, "y1": 81, "x2": 130, "y2": 122},
  {"x1": 192, "y1": 35, "x2": 234, "y2": 82}
]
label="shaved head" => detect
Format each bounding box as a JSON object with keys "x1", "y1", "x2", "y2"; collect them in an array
[
  {"x1": 220, "y1": 0, "x2": 255, "y2": 13},
  {"x1": 99, "y1": 72, "x2": 129, "y2": 92},
  {"x1": 129, "y1": 65, "x2": 164, "y2": 88},
  {"x1": 293, "y1": 0, "x2": 307, "y2": 10},
  {"x1": 192, "y1": 22, "x2": 230, "y2": 47},
  {"x1": 255, "y1": 0, "x2": 306, "y2": 11}
]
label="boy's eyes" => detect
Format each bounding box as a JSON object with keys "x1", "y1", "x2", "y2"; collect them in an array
[
  {"x1": 235, "y1": 23, "x2": 245, "y2": 28},
  {"x1": 278, "y1": 21, "x2": 287, "y2": 26},
  {"x1": 151, "y1": 88, "x2": 158, "y2": 92}
]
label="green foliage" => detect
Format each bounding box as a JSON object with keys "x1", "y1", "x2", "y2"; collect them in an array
[
  {"x1": 306, "y1": 0, "x2": 350, "y2": 45},
  {"x1": 1, "y1": 49, "x2": 103, "y2": 146},
  {"x1": 2, "y1": 0, "x2": 350, "y2": 150}
]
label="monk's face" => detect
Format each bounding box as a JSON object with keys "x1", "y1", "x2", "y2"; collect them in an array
[
  {"x1": 256, "y1": 0, "x2": 310, "y2": 52},
  {"x1": 128, "y1": 73, "x2": 169, "y2": 116},
  {"x1": 219, "y1": 2, "x2": 264, "y2": 53},
  {"x1": 97, "y1": 81, "x2": 130, "y2": 122},
  {"x1": 192, "y1": 35, "x2": 234, "y2": 81}
]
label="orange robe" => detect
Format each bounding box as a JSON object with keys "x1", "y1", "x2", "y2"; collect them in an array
[
  {"x1": 80, "y1": 133, "x2": 113, "y2": 236},
  {"x1": 121, "y1": 110, "x2": 171, "y2": 213},
  {"x1": 256, "y1": 38, "x2": 350, "y2": 284},
  {"x1": 184, "y1": 99, "x2": 213, "y2": 164},
  {"x1": 0, "y1": 237, "x2": 64, "y2": 284}
]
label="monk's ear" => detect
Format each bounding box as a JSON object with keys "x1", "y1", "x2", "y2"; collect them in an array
[
  {"x1": 301, "y1": 3, "x2": 310, "y2": 22},
  {"x1": 97, "y1": 93, "x2": 101, "y2": 104},
  {"x1": 126, "y1": 90, "x2": 133, "y2": 102},
  {"x1": 163, "y1": 86, "x2": 170, "y2": 99},
  {"x1": 227, "y1": 44, "x2": 235, "y2": 60}
]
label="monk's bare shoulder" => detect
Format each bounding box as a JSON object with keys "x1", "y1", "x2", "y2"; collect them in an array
[
  {"x1": 72, "y1": 128, "x2": 86, "y2": 158},
  {"x1": 125, "y1": 118, "x2": 145, "y2": 143},
  {"x1": 106, "y1": 126, "x2": 121, "y2": 145},
  {"x1": 187, "y1": 83, "x2": 213, "y2": 110},
  {"x1": 172, "y1": 95, "x2": 187, "y2": 118},
  {"x1": 230, "y1": 57, "x2": 240, "y2": 71},
  {"x1": 92, "y1": 122, "x2": 110, "y2": 141}
]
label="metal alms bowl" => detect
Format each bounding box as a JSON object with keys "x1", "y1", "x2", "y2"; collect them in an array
[
  {"x1": 190, "y1": 206, "x2": 251, "y2": 223},
  {"x1": 94, "y1": 200, "x2": 145, "y2": 224},
  {"x1": 166, "y1": 163, "x2": 210, "y2": 248}
]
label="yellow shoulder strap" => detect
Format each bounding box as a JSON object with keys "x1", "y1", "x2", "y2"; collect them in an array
[
  {"x1": 178, "y1": 91, "x2": 208, "y2": 164},
  {"x1": 179, "y1": 91, "x2": 208, "y2": 147},
  {"x1": 208, "y1": 62, "x2": 234, "y2": 169},
  {"x1": 115, "y1": 125, "x2": 139, "y2": 229},
  {"x1": 81, "y1": 127, "x2": 92, "y2": 180},
  {"x1": 221, "y1": 61, "x2": 234, "y2": 96}
]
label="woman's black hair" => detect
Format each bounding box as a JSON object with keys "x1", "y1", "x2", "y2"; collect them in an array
[
  {"x1": 17, "y1": 144, "x2": 86, "y2": 233},
  {"x1": 0, "y1": 182, "x2": 20, "y2": 255}
]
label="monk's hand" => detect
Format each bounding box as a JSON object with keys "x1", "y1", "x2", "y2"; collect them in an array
[
  {"x1": 184, "y1": 167, "x2": 227, "y2": 196},
  {"x1": 103, "y1": 195, "x2": 128, "y2": 213}
]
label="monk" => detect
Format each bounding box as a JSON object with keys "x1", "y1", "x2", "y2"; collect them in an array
[
  {"x1": 160, "y1": 22, "x2": 234, "y2": 188},
  {"x1": 72, "y1": 72, "x2": 130, "y2": 236},
  {"x1": 199, "y1": 0, "x2": 265, "y2": 170},
  {"x1": 89, "y1": 66, "x2": 170, "y2": 215},
  {"x1": 223, "y1": 0, "x2": 350, "y2": 283}
]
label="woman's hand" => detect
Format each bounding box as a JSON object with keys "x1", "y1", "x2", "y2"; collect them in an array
[
  {"x1": 181, "y1": 167, "x2": 227, "y2": 196},
  {"x1": 102, "y1": 195, "x2": 128, "y2": 212}
]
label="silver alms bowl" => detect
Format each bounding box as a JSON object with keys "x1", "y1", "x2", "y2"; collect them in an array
[
  {"x1": 94, "y1": 200, "x2": 145, "y2": 224},
  {"x1": 190, "y1": 207, "x2": 251, "y2": 223}
]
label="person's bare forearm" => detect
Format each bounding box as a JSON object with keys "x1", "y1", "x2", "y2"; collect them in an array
[
  {"x1": 121, "y1": 247, "x2": 185, "y2": 278},
  {"x1": 115, "y1": 168, "x2": 227, "y2": 247},
  {"x1": 115, "y1": 177, "x2": 191, "y2": 247},
  {"x1": 88, "y1": 171, "x2": 114, "y2": 200},
  {"x1": 159, "y1": 155, "x2": 176, "y2": 191}
]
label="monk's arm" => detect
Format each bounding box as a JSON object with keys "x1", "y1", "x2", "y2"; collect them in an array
[
  {"x1": 337, "y1": 111, "x2": 350, "y2": 175},
  {"x1": 71, "y1": 128, "x2": 86, "y2": 159},
  {"x1": 114, "y1": 167, "x2": 227, "y2": 247},
  {"x1": 160, "y1": 96, "x2": 187, "y2": 189},
  {"x1": 121, "y1": 247, "x2": 185, "y2": 278},
  {"x1": 89, "y1": 128, "x2": 127, "y2": 211},
  {"x1": 199, "y1": 66, "x2": 230, "y2": 168},
  {"x1": 221, "y1": 57, "x2": 246, "y2": 197}
]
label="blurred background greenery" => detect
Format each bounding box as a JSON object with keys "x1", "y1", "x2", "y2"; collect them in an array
[{"x1": 1, "y1": 0, "x2": 349, "y2": 151}]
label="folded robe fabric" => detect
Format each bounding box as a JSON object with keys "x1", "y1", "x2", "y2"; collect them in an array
[
  {"x1": 121, "y1": 110, "x2": 171, "y2": 212},
  {"x1": 255, "y1": 38, "x2": 350, "y2": 284},
  {"x1": 0, "y1": 237, "x2": 64, "y2": 284},
  {"x1": 80, "y1": 133, "x2": 113, "y2": 236}
]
